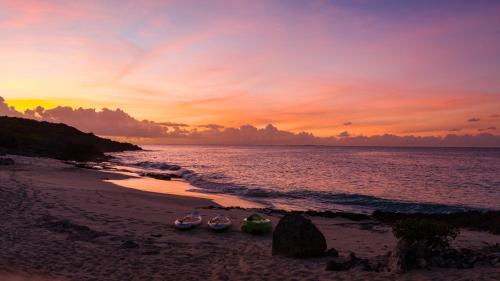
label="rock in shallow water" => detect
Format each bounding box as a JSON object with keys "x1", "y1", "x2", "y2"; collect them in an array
[
  {"x1": 272, "y1": 214, "x2": 327, "y2": 258},
  {"x1": 142, "y1": 172, "x2": 172, "y2": 180}
]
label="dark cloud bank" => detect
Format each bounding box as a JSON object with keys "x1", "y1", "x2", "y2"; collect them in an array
[{"x1": 1, "y1": 97, "x2": 499, "y2": 147}]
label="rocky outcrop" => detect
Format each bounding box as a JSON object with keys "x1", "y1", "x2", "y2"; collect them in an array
[
  {"x1": 427, "y1": 246, "x2": 500, "y2": 269},
  {"x1": 326, "y1": 243, "x2": 500, "y2": 273},
  {"x1": 373, "y1": 210, "x2": 500, "y2": 234},
  {"x1": 385, "y1": 241, "x2": 500, "y2": 273},
  {"x1": 272, "y1": 214, "x2": 327, "y2": 258}
]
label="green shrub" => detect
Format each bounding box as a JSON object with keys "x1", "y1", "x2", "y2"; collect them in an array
[{"x1": 392, "y1": 218, "x2": 459, "y2": 249}]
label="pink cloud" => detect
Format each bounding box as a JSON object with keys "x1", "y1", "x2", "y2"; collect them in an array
[
  {"x1": 0, "y1": 97, "x2": 23, "y2": 117},
  {"x1": 2, "y1": 97, "x2": 499, "y2": 147},
  {"x1": 1, "y1": 97, "x2": 167, "y2": 137}
]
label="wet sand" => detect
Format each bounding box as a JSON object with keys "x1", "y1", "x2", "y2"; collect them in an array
[
  {"x1": 106, "y1": 174, "x2": 264, "y2": 209},
  {"x1": 1, "y1": 156, "x2": 499, "y2": 281}
]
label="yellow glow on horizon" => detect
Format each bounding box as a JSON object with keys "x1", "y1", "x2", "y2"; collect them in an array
[{"x1": 6, "y1": 98, "x2": 96, "y2": 111}]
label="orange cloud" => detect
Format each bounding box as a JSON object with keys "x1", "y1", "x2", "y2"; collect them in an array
[{"x1": 2, "y1": 97, "x2": 499, "y2": 147}]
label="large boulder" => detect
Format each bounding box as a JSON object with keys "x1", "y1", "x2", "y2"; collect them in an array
[{"x1": 272, "y1": 214, "x2": 327, "y2": 258}]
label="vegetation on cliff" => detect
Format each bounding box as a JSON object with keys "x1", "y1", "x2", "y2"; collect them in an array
[{"x1": 0, "y1": 116, "x2": 141, "y2": 161}]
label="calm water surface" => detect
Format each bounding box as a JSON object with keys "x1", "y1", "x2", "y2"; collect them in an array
[{"x1": 111, "y1": 145, "x2": 500, "y2": 213}]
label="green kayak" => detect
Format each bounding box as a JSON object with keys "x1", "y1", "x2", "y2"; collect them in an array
[{"x1": 241, "y1": 214, "x2": 272, "y2": 234}]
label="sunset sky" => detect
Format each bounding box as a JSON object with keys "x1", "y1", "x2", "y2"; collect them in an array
[{"x1": 1, "y1": 0, "x2": 499, "y2": 139}]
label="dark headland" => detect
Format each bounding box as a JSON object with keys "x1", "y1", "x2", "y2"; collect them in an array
[{"x1": 0, "y1": 116, "x2": 141, "y2": 161}]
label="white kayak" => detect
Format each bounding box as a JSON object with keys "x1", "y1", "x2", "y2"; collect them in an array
[
  {"x1": 207, "y1": 214, "x2": 232, "y2": 231},
  {"x1": 175, "y1": 212, "x2": 202, "y2": 230}
]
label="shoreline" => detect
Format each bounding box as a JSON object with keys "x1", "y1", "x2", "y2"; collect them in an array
[
  {"x1": 81, "y1": 157, "x2": 499, "y2": 215},
  {"x1": 105, "y1": 172, "x2": 264, "y2": 209},
  {"x1": 1, "y1": 155, "x2": 499, "y2": 280},
  {"x1": 72, "y1": 159, "x2": 500, "y2": 234}
]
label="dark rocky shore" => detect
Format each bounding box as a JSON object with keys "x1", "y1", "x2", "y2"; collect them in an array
[
  {"x1": 372, "y1": 210, "x2": 500, "y2": 235},
  {"x1": 203, "y1": 206, "x2": 500, "y2": 235}
]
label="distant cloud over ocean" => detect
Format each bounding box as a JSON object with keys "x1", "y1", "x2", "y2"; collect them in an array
[
  {"x1": 338, "y1": 131, "x2": 350, "y2": 138},
  {"x1": 478, "y1": 127, "x2": 497, "y2": 132},
  {"x1": 2, "y1": 97, "x2": 499, "y2": 147}
]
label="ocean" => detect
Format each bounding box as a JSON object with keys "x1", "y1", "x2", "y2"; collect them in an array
[{"x1": 110, "y1": 145, "x2": 500, "y2": 214}]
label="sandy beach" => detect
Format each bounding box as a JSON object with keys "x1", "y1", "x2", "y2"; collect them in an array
[{"x1": 1, "y1": 156, "x2": 499, "y2": 281}]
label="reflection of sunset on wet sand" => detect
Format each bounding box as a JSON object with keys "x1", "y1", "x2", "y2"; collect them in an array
[{"x1": 107, "y1": 175, "x2": 263, "y2": 209}]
